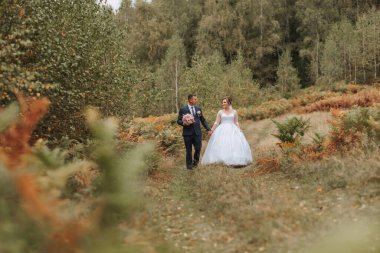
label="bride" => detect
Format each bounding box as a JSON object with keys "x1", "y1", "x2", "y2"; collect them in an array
[{"x1": 201, "y1": 97, "x2": 253, "y2": 166}]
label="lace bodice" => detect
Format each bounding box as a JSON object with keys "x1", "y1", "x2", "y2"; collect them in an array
[
  {"x1": 212, "y1": 110, "x2": 239, "y2": 130},
  {"x1": 220, "y1": 111, "x2": 235, "y2": 124}
]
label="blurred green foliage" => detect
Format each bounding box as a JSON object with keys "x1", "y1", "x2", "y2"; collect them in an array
[{"x1": 0, "y1": 102, "x2": 172, "y2": 253}]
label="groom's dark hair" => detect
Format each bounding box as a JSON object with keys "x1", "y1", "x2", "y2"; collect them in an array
[{"x1": 188, "y1": 94, "x2": 196, "y2": 101}]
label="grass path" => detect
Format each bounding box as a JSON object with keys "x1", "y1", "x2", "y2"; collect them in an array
[{"x1": 144, "y1": 112, "x2": 380, "y2": 253}]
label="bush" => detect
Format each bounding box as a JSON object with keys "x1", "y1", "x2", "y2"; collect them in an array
[
  {"x1": 299, "y1": 87, "x2": 380, "y2": 113},
  {"x1": 272, "y1": 117, "x2": 311, "y2": 144},
  {"x1": 157, "y1": 128, "x2": 183, "y2": 155},
  {"x1": 0, "y1": 94, "x2": 171, "y2": 252},
  {"x1": 240, "y1": 99, "x2": 292, "y2": 120}
]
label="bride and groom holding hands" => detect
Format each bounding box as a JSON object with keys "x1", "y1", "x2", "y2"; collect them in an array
[{"x1": 177, "y1": 94, "x2": 253, "y2": 170}]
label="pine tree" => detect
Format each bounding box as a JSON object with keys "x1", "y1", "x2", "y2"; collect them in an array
[
  {"x1": 153, "y1": 0, "x2": 204, "y2": 64},
  {"x1": 123, "y1": 1, "x2": 173, "y2": 67},
  {"x1": 236, "y1": 0, "x2": 281, "y2": 85},
  {"x1": 296, "y1": 0, "x2": 341, "y2": 83},
  {"x1": 195, "y1": 0, "x2": 243, "y2": 63}
]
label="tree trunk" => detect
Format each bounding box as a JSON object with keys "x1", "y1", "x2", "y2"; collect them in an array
[
  {"x1": 348, "y1": 47, "x2": 352, "y2": 82},
  {"x1": 175, "y1": 58, "x2": 179, "y2": 113},
  {"x1": 260, "y1": 0, "x2": 263, "y2": 58},
  {"x1": 374, "y1": 15, "x2": 377, "y2": 79},
  {"x1": 343, "y1": 42, "x2": 347, "y2": 81},
  {"x1": 316, "y1": 32, "x2": 320, "y2": 80},
  {"x1": 362, "y1": 25, "x2": 366, "y2": 82},
  {"x1": 354, "y1": 58, "x2": 357, "y2": 84},
  {"x1": 356, "y1": 0, "x2": 359, "y2": 20}
]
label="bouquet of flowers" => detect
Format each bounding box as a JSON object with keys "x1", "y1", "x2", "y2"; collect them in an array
[{"x1": 182, "y1": 113, "x2": 195, "y2": 126}]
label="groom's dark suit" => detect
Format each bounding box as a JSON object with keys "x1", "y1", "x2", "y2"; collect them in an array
[{"x1": 177, "y1": 105, "x2": 211, "y2": 169}]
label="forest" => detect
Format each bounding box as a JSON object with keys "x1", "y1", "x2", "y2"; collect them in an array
[
  {"x1": 1, "y1": 0, "x2": 380, "y2": 252},
  {"x1": 1, "y1": 0, "x2": 379, "y2": 139}
]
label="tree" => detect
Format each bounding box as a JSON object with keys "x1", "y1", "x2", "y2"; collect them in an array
[
  {"x1": 1, "y1": 0, "x2": 136, "y2": 140},
  {"x1": 181, "y1": 52, "x2": 225, "y2": 109},
  {"x1": 355, "y1": 9, "x2": 380, "y2": 82},
  {"x1": 236, "y1": 0, "x2": 281, "y2": 86},
  {"x1": 321, "y1": 37, "x2": 343, "y2": 86},
  {"x1": 123, "y1": 1, "x2": 173, "y2": 67},
  {"x1": 223, "y1": 51, "x2": 260, "y2": 107},
  {"x1": 321, "y1": 10, "x2": 380, "y2": 85},
  {"x1": 0, "y1": 0, "x2": 51, "y2": 104},
  {"x1": 195, "y1": 0, "x2": 244, "y2": 63},
  {"x1": 180, "y1": 51, "x2": 260, "y2": 110},
  {"x1": 276, "y1": 49, "x2": 300, "y2": 97},
  {"x1": 296, "y1": 0, "x2": 341, "y2": 83},
  {"x1": 156, "y1": 35, "x2": 187, "y2": 113},
  {"x1": 153, "y1": 0, "x2": 204, "y2": 65}
]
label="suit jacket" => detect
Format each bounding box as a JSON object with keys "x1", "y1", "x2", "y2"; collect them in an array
[{"x1": 177, "y1": 105, "x2": 210, "y2": 136}]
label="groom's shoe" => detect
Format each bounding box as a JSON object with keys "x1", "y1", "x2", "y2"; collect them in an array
[
  {"x1": 192, "y1": 161, "x2": 199, "y2": 168},
  {"x1": 186, "y1": 165, "x2": 193, "y2": 170}
]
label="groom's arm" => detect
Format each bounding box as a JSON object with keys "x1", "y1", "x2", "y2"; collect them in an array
[
  {"x1": 177, "y1": 107, "x2": 184, "y2": 126},
  {"x1": 199, "y1": 109, "x2": 211, "y2": 131}
]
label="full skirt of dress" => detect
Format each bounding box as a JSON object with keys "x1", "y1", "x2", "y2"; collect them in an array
[{"x1": 201, "y1": 123, "x2": 253, "y2": 166}]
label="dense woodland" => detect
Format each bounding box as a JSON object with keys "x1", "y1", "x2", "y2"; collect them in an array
[{"x1": 1, "y1": 0, "x2": 380, "y2": 139}]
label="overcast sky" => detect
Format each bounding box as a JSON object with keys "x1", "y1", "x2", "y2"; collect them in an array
[{"x1": 106, "y1": 0, "x2": 122, "y2": 10}]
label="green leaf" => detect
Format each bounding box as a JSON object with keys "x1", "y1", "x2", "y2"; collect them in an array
[{"x1": 0, "y1": 102, "x2": 19, "y2": 133}]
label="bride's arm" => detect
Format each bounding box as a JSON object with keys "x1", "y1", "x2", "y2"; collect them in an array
[
  {"x1": 211, "y1": 111, "x2": 222, "y2": 132},
  {"x1": 234, "y1": 110, "x2": 241, "y2": 129}
]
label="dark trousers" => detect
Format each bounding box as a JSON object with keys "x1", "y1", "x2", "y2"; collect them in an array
[{"x1": 183, "y1": 134, "x2": 202, "y2": 169}]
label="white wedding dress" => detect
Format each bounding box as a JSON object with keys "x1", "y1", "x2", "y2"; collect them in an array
[{"x1": 201, "y1": 110, "x2": 253, "y2": 166}]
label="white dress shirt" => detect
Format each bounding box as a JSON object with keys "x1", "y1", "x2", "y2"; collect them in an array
[{"x1": 188, "y1": 104, "x2": 196, "y2": 116}]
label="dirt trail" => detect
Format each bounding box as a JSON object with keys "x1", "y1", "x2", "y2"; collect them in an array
[
  {"x1": 243, "y1": 111, "x2": 331, "y2": 152},
  {"x1": 147, "y1": 112, "x2": 333, "y2": 253}
]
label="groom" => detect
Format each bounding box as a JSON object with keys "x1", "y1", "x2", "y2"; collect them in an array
[{"x1": 177, "y1": 94, "x2": 212, "y2": 170}]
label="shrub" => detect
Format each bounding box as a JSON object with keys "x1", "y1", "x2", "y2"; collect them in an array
[
  {"x1": 157, "y1": 128, "x2": 183, "y2": 155},
  {"x1": 342, "y1": 108, "x2": 373, "y2": 137},
  {"x1": 144, "y1": 150, "x2": 161, "y2": 176},
  {"x1": 0, "y1": 94, "x2": 170, "y2": 252},
  {"x1": 272, "y1": 117, "x2": 311, "y2": 144},
  {"x1": 299, "y1": 88, "x2": 380, "y2": 113},
  {"x1": 325, "y1": 109, "x2": 363, "y2": 153},
  {"x1": 240, "y1": 99, "x2": 292, "y2": 121},
  {"x1": 311, "y1": 132, "x2": 326, "y2": 152},
  {"x1": 120, "y1": 113, "x2": 187, "y2": 156}
]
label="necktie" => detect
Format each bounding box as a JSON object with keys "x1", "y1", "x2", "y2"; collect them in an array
[{"x1": 191, "y1": 107, "x2": 195, "y2": 116}]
